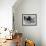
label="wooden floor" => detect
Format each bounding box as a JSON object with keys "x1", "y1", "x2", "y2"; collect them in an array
[{"x1": 0, "y1": 39, "x2": 16, "y2": 46}]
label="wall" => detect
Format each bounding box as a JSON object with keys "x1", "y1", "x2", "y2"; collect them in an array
[
  {"x1": 0, "y1": 0, "x2": 16, "y2": 30},
  {"x1": 41, "y1": 0, "x2": 46, "y2": 46},
  {"x1": 0, "y1": 0, "x2": 46, "y2": 46},
  {"x1": 13, "y1": 0, "x2": 41, "y2": 46}
]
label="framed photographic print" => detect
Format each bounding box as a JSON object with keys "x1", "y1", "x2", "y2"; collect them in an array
[{"x1": 22, "y1": 14, "x2": 37, "y2": 26}]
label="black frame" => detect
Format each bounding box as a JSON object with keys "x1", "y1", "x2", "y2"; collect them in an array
[{"x1": 22, "y1": 14, "x2": 37, "y2": 26}]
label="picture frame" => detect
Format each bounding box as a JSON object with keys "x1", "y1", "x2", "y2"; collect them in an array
[{"x1": 22, "y1": 14, "x2": 37, "y2": 26}]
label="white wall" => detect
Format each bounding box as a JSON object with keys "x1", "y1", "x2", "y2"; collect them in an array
[
  {"x1": 13, "y1": 0, "x2": 41, "y2": 46},
  {"x1": 1, "y1": 0, "x2": 45, "y2": 46},
  {"x1": 41, "y1": 0, "x2": 46, "y2": 46},
  {"x1": 0, "y1": 0, "x2": 16, "y2": 30}
]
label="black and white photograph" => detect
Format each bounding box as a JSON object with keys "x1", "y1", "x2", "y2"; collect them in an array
[{"x1": 22, "y1": 14, "x2": 37, "y2": 26}]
